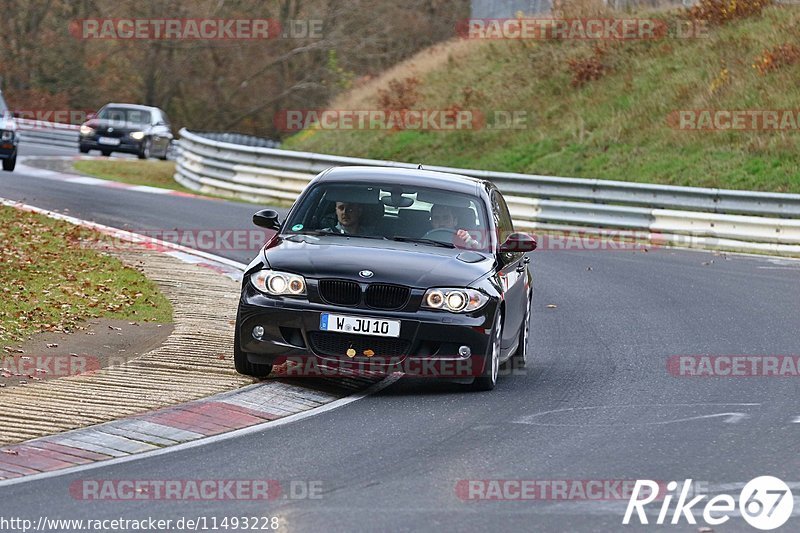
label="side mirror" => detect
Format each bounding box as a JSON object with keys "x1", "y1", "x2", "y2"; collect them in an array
[
  {"x1": 253, "y1": 209, "x2": 281, "y2": 230},
  {"x1": 499, "y1": 232, "x2": 537, "y2": 253}
]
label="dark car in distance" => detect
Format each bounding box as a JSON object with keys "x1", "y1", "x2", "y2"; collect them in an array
[
  {"x1": 0, "y1": 91, "x2": 19, "y2": 171},
  {"x1": 235, "y1": 166, "x2": 536, "y2": 391},
  {"x1": 79, "y1": 103, "x2": 173, "y2": 159}
]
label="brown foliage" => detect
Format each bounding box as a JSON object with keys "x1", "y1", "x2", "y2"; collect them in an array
[
  {"x1": 567, "y1": 44, "x2": 609, "y2": 88},
  {"x1": 753, "y1": 43, "x2": 800, "y2": 75},
  {"x1": 685, "y1": 0, "x2": 773, "y2": 26},
  {"x1": 377, "y1": 77, "x2": 421, "y2": 110}
]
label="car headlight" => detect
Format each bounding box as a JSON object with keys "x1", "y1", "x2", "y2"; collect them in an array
[
  {"x1": 0, "y1": 130, "x2": 13, "y2": 141},
  {"x1": 79, "y1": 125, "x2": 95, "y2": 136},
  {"x1": 250, "y1": 269, "x2": 306, "y2": 296},
  {"x1": 421, "y1": 288, "x2": 488, "y2": 313},
  {"x1": 129, "y1": 131, "x2": 145, "y2": 140}
]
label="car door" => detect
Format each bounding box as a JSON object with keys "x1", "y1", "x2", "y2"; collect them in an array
[{"x1": 492, "y1": 189, "x2": 526, "y2": 352}]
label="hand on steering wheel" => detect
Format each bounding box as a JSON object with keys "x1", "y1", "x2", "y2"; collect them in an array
[{"x1": 422, "y1": 227, "x2": 458, "y2": 241}]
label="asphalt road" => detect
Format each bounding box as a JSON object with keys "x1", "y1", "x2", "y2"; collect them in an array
[{"x1": 1, "y1": 141, "x2": 799, "y2": 532}]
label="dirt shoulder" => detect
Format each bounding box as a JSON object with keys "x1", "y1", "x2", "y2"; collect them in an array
[{"x1": 1, "y1": 318, "x2": 172, "y2": 390}]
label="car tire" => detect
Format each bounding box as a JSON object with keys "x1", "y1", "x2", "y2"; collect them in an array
[
  {"x1": 2, "y1": 154, "x2": 16, "y2": 172},
  {"x1": 138, "y1": 138, "x2": 151, "y2": 160},
  {"x1": 508, "y1": 288, "x2": 531, "y2": 369},
  {"x1": 471, "y1": 309, "x2": 502, "y2": 391},
  {"x1": 158, "y1": 141, "x2": 171, "y2": 161},
  {"x1": 79, "y1": 144, "x2": 89, "y2": 154},
  {"x1": 233, "y1": 322, "x2": 273, "y2": 379},
  {"x1": 100, "y1": 149, "x2": 111, "y2": 157}
]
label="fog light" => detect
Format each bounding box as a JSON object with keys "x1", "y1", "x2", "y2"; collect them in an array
[
  {"x1": 252, "y1": 325, "x2": 265, "y2": 340},
  {"x1": 458, "y1": 345, "x2": 471, "y2": 357}
]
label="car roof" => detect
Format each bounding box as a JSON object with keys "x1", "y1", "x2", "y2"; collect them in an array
[{"x1": 316, "y1": 166, "x2": 489, "y2": 196}]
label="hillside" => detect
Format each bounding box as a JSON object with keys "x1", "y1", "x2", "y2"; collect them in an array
[{"x1": 284, "y1": 3, "x2": 800, "y2": 193}]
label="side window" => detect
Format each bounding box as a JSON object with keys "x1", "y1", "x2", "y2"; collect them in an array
[{"x1": 492, "y1": 190, "x2": 514, "y2": 246}]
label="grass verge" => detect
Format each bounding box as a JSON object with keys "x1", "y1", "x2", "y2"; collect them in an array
[
  {"x1": 285, "y1": 5, "x2": 800, "y2": 193},
  {"x1": 72, "y1": 159, "x2": 185, "y2": 191},
  {"x1": 0, "y1": 205, "x2": 173, "y2": 345}
]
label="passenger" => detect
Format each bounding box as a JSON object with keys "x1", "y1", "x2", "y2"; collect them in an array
[{"x1": 427, "y1": 204, "x2": 481, "y2": 249}]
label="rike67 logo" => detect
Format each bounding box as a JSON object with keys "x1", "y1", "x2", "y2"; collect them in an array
[{"x1": 623, "y1": 477, "x2": 793, "y2": 530}]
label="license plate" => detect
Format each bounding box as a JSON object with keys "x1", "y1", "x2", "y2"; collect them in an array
[
  {"x1": 320, "y1": 313, "x2": 400, "y2": 338},
  {"x1": 98, "y1": 136, "x2": 120, "y2": 146}
]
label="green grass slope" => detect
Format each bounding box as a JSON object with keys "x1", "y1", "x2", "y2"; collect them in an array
[{"x1": 285, "y1": 5, "x2": 800, "y2": 192}]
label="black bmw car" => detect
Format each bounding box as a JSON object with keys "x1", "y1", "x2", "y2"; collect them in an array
[
  {"x1": 79, "y1": 103, "x2": 173, "y2": 159},
  {"x1": 235, "y1": 166, "x2": 536, "y2": 390}
]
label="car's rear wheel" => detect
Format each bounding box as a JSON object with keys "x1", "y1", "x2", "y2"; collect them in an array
[
  {"x1": 471, "y1": 309, "x2": 502, "y2": 391},
  {"x1": 158, "y1": 141, "x2": 171, "y2": 161},
  {"x1": 79, "y1": 144, "x2": 89, "y2": 154},
  {"x1": 138, "y1": 138, "x2": 151, "y2": 160},
  {"x1": 233, "y1": 323, "x2": 273, "y2": 379},
  {"x1": 2, "y1": 155, "x2": 16, "y2": 172}
]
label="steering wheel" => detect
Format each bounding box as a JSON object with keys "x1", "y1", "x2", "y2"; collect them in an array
[{"x1": 422, "y1": 227, "x2": 458, "y2": 241}]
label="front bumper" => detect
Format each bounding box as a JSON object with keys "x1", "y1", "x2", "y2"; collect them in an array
[
  {"x1": 80, "y1": 136, "x2": 142, "y2": 154},
  {"x1": 0, "y1": 134, "x2": 17, "y2": 158},
  {"x1": 237, "y1": 283, "x2": 497, "y2": 378}
]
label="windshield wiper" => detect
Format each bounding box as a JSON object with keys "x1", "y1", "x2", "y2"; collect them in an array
[{"x1": 390, "y1": 236, "x2": 456, "y2": 248}]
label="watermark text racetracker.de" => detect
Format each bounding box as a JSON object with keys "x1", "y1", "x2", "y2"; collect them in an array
[
  {"x1": 273, "y1": 109, "x2": 530, "y2": 132},
  {"x1": 668, "y1": 109, "x2": 800, "y2": 131},
  {"x1": 668, "y1": 355, "x2": 800, "y2": 377},
  {"x1": 69, "y1": 18, "x2": 323, "y2": 40},
  {"x1": 457, "y1": 18, "x2": 708, "y2": 40},
  {"x1": 1, "y1": 355, "x2": 100, "y2": 381},
  {"x1": 69, "y1": 478, "x2": 322, "y2": 501}
]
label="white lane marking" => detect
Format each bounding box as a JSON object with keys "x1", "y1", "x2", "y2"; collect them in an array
[
  {"x1": 63, "y1": 176, "x2": 112, "y2": 186},
  {"x1": 0, "y1": 375, "x2": 401, "y2": 488},
  {"x1": 514, "y1": 403, "x2": 760, "y2": 427},
  {"x1": 0, "y1": 197, "x2": 400, "y2": 486}
]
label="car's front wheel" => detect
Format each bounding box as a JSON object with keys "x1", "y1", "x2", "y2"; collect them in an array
[
  {"x1": 79, "y1": 144, "x2": 89, "y2": 154},
  {"x1": 233, "y1": 323, "x2": 273, "y2": 379},
  {"x1": 2, "y1": 154, "x2": 16, "y2": 172},
  {"x1": 510, "y1": 288, "x2": 531, "y2": 369},
  {"x1": 138, "y1": 138, "x2": 151, "y2": 160},
  {"x1": 471, "y1": 309, "x2": 502, "y2": 391}
]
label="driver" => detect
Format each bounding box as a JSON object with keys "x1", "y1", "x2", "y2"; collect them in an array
[
  {"x1": 327, "y1": 201, "x2": 370, "y2": 235},
  {"x1": 428, "y1": 204, "x2": 481, "y2": 249}
]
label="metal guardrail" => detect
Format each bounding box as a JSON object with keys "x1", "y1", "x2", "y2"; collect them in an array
[
  {"x1": 177, "y1": 129, "x2": 800, "y2": 218},
  {"x1": 16, "y1": 118, "x2": 79, "y2": 148},
  {"x1": 175, "y1": 128, "x2": 800, "y2": 256}
]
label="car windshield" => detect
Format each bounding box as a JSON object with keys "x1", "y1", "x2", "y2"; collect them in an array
[
  {"x1": 96, "y1": 107, "x2": 152, "y2": 125},
  {"x1": 283, "y1": 182, "x2": 491, "y2": 251}
]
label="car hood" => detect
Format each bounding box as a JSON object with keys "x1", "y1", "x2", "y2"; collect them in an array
[
  {"x1": 84, "y1": 119, "x2": 147, "y2": 133},
  {"x1": 261, "y1": 235, "x2": 493, "y2": 288}
]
